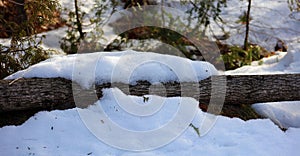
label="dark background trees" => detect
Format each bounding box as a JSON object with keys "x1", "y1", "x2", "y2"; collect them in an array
[{"x1": 0, "y1": 0, "x2": 62, "y2": 79}]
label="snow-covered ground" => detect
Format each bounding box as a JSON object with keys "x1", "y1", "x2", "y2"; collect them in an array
[
  {"x1": 1, "y1": 88, "x2": 299, "y2": 155},
  {"x1": 253, "y1": 101, "x2": 300, "y2": 129},
  {"x1": 215, "y1": 0, "x2": 300, "y2": 50}
]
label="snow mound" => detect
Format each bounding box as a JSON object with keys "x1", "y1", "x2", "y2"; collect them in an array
[
  {"x1": 5, "y1": 50, "x2": 218, "y2": 88},
  {"x1": 252, "y1": 101, "x2": 300, "y2": 129},
  {"x1": 0, "y1": 88, "x2": 299, "y2": 155}
]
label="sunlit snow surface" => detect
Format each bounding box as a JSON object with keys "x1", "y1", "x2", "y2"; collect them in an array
[
  {"x1": 1, "y1": 88, "x2": 299, "y2": 155},
  {"x1": 253, "y1": 101, "x2": 300, "y2": 129},
  {"x1": 5, "y1": 50, "x2": 218, "y2": 88}
]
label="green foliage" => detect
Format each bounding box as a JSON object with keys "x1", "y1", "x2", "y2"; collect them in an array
[
  {"x1": 0, "y1": 36, "x2": 58, "y2": 79},
  {"x1": 221, "y1": 44, "x2": 265, "y2": 70},
  {"x1": 236, "y1": 11, "x2": 252, "y2": 24},
  {"x1": 184, "y1": 0, "x2": 227, "y2": 29},
  {"x1": 0, "y1": 0, "x2": 61, "y2": 79}
]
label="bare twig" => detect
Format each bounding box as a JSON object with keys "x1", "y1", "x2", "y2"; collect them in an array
[{"x1": 6, "y1": 0, "x2": 24, "y2": 6}]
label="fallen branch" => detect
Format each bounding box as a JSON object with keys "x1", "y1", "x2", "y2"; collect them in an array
[{"x1": 0, "y1": 74, "x2": 300, "y2": 113}]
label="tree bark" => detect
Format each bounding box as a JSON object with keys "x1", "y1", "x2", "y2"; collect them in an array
[
  {"x1": 74, "y1": 0, "x2": 84, "y2": 40},
  {"x1": 244, "y1": 0, "x2": 252, "y2": 51},
  {"x1": 0, "y1": 74, "x2": 300, "y2": 113}
]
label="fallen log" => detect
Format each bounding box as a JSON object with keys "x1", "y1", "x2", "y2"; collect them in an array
[{"x1": 0, "y1": 74, "x2": 300, "y2": 113}]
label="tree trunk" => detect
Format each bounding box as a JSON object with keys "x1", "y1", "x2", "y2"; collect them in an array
[
  {"x1": 74, "y1": 0, "x2": 84, "y2": 40},
  {"x1": 1, "y1": 74, "x2": 300, "y2": 113},
  {"x1": 244, "y1": 0, "x2": 252, "y2": 51}
]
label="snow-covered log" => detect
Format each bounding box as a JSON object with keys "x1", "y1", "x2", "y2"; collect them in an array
[{"x1": 0, "y1": 74, "x2": 299, "y2": 113}]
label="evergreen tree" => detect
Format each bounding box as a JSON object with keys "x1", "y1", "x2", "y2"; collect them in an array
[{"x1": 0, "y1": 0, "x2": 61, "y2": 79}]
